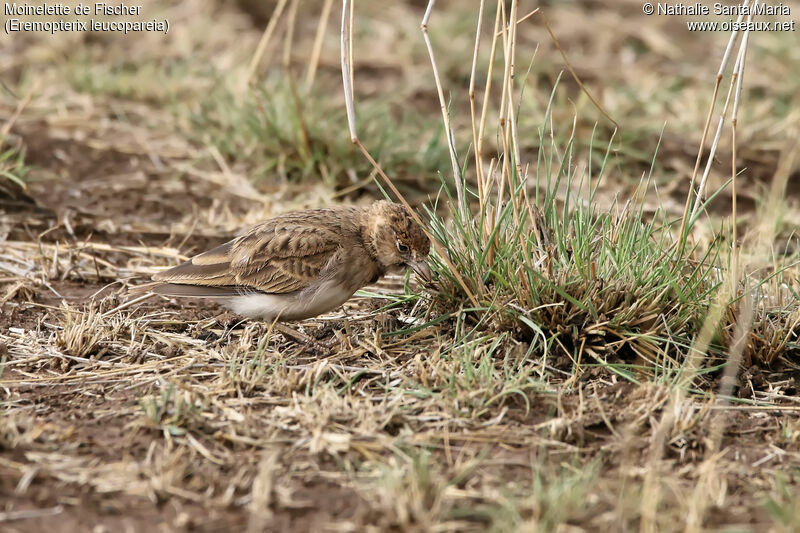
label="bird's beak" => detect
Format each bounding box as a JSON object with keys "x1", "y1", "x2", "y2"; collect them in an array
[{"x1": 407, "y1": 260, "x2": 432, "y2": 284}]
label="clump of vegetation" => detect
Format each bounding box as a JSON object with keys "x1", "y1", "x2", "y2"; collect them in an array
[
  {"x1": 186, "y1": 82, "x2": 450, "y2": 192},
  {"x1": 56, "y1": 303, "x2": 122, "y2": 360},
  {"x1": 427, "y1": 148, "x2": 720, "y2": 376},
  {"x1": 394, "y1": 1, "x2": 800, "y2": 386},
  {"x1": 139, "y1": 382, "x2": 208, "y2": 437},
  {"x1": 0, "y1": 145, "x2": 29, "y2": 187}
]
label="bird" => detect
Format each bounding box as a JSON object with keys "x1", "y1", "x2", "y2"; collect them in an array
[{"x1": 136, "y1": 201, "x2": 432, "y2": 322}]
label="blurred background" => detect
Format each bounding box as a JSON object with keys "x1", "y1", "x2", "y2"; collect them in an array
[{"x1": 2, "y1": 0, "x2": 797, "y2": 247}]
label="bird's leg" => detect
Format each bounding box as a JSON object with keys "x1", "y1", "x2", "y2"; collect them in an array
[
  {"x1": 271, "y1": 322, "x2": 310, "y2": 343},
  {"x1": 272, "y1": 323, "x2": 335, "y2": 355},
  {"x1": 217, "y1": 315, "x2": 248, "y2": 343},
  {"x1": 320, "y1": 331, "x2": 346, "y2": 349},
  {"x1": 194, "y1": 315, "x2": 224, "y2": 342},
  {"x1": 330, "y1": 304, "x2": 357, "y2": 349},
  {"x1": 342, "y1": 319, "x2": 354, "y2": 349}
]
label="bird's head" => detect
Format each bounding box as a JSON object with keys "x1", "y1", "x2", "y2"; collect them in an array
[{"x1": 367, "y1": 201, "x2": 431, "y2": 283}]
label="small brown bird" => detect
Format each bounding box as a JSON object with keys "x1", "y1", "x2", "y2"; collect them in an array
[{"x1": 141, "y1": 201, "x2": 431, "y2": 321}]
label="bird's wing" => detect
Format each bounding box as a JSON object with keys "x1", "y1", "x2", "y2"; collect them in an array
[{"x1": 152, "y1": 220, "x2": 342, "y2": 295}]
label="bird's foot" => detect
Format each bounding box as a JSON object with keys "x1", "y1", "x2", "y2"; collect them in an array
[{"x1": 271, "y1": 323, "x2": 343, "y2": 355}]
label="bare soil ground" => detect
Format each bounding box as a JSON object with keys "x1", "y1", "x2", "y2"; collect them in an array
[{"x1": 2, "y1": 1, "x2": 800, "y2": 531}]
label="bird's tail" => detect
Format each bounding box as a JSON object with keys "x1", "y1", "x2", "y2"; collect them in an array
[{"x1": 128, "y1": 282, "x2": 241, "y2": 299}]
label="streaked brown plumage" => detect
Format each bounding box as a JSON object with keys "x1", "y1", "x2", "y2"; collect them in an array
[{"x1": 138, "y1": 201, "x2": 431, "y2": 321}]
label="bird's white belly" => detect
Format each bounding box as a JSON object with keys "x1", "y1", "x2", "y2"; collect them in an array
[{"x1": 227, "y1": 279, "x2": 356, "y2": 321}]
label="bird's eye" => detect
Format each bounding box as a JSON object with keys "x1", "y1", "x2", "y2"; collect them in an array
[{"x1": 397, "y1": 243, "x2": 410, "y2": 253}]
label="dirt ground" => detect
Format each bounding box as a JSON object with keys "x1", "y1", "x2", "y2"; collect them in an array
[{"x1": 2, "y1": 1, "x2": 800, "y2": 532}]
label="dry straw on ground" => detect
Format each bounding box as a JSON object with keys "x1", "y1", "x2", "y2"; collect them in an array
[{"x1": 2, "y1": 0, "x2": 800, "y2": 531}]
